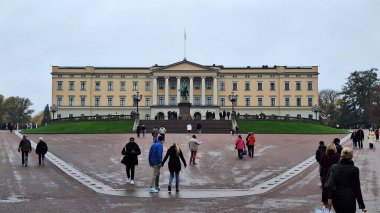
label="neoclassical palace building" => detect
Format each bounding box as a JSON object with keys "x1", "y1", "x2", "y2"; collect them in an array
[{"x1": 51, "y1": 59, "x2": 319, "y2": 120}]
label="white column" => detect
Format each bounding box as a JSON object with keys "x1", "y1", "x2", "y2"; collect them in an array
[
  {"x1": 177, "y1": 77, "x2": 181, "y2": 104},
  {"x1": 189, "y1": 77, "x2": 194, "y2": 104},
  {"x1": 153, "y1": 77, "x2": 157, "y2": 105},
  {"x1": 201, "y1": 77, "x2": 206, "y2": 106},
  {"x1": 164, "y1": 76, "x2": 169, "y2": 106},
  {"x1": 213, "y1": 77, "x2": 218, "y2": 105}
]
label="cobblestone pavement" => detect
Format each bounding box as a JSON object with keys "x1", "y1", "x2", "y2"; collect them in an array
[{"x1": 1, "y1": 131, "x2": 379, "y2": 212}]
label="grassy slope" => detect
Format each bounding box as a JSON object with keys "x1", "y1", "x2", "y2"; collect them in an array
[
  {"x1": 21, "y1": 120, "x2": 133, "y2": 134},
  {"x1": 237, "y1": 120, "x2": 348, "y2": 134}
]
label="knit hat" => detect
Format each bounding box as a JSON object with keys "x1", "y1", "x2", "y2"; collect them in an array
[{"x1": 39, "y1": 137, "x2": 43, "y2": 140}]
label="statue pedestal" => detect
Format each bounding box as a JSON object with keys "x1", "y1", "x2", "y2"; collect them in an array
[{"x1": 178, "y1": 102, "x2": 192, "y2": 120}]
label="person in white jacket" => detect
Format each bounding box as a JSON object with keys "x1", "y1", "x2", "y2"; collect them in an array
[
  {"x1": 187, "y1": 124, "x2": 192, "y2": 134},
  {"x1": 368, "y1": 128, "x2": 376, "y2": 149},
  {"x1": 188, "y1": 135, "x2": 201, "y2": 165}
]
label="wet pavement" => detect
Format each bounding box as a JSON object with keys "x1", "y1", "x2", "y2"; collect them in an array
[{"x1": 1, "y1": 130, "x2": 379, "y2": 212}]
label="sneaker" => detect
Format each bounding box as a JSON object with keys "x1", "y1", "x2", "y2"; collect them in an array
[
  {"x1": 156, "y1": 186, "x2": 160, "y2": 191},
  {"x1": 168, "y1": 185, "x2": 171, "y2": 192},
  {"x1": 127, "y1": 179, "x2": 131, "y2": 184},
  {"x1": 130, "y1": 180, "x2": 134, "y2": 185},
  {"x1": 149, "y1": 187, "x2": 159, "y2": 193},
  {"x1": 176, "y1": 187, "x2": 180, "y2": 192}
]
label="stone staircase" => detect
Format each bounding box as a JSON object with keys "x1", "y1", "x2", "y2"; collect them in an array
[{"x1": 138, "y1": 120, "x2": 232, "y2": 134}]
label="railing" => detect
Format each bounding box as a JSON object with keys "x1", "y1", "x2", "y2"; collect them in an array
[
  {"x1": 235, "y1": 113, "x2": 320, "y2": 123},
  {"x1": 52, "y1": 114, "x2": 133, "y2": 123}
]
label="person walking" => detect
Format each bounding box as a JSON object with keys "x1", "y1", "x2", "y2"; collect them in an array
[
  {"x1": 162, "y1": 142, "x2": 187, "y2": 192},
  {"x1": 357, "y1": 127, "x2": 364, "y2": 149},
  {"x1": 375, "y1": 128, "x2": 379, "y2": 141},
  {"x1": 315, "y1": 141, "x2": 327, "y2": 186},
  {"x1": 235, "y1": 125, "x2": 240, "y2": 135},
  {"x1": 320, "y1": 143, "x2": 340, "y2": 207},
  {"x1": 148, "y1": 136, "x2": 164, "y2": 193},
  {"x1": 136, "y1": 125, "x2": 142, "y2": 138},
  {"x1": 246, "y1": 132, "x2": 256, "y2": 158},
  {"x1": 227, "y1": 111, "x2": 230, "y2": 120},
  {"x1": 152, "y1": 127, "x2": 159, "y2": 142},
  {"x1": 188, "y1": 135, "x2": 201, "y2": 165},
  {"x1": 121, "y1": 137, "x2": 141, "y2": 185},
  {"x1": 35, "y1": 137, "x2": 48, "y2": 166},
  {"x1": 18, "y1": 135, "x2": 32, "y2": 166},
  {"x1": 196, "y1": 122, "x2": 202, "y2": 134},
  {"x1": 9, "y1": 123, "x2": 13, "y2": 133},
  {"x1": 325, "y1": 147, "x2": 367, "y2": 213},
  {"x1": 186, "y1": 124, "x2": 192, "y2": 134},
  {"x1": 159, "y1": 126, "x2": 166, "y2": 142},
  {"x1": 350, "y1": 130, "x2": 358, "y2": 149},
  {"x1": 368, "y1": 128, "x2": 375, "y2": 149},
  {"x1": 333, "y1": 138, "x2": 343, "y2": 155},
  {"x1": 235, "y1": 135, "x2": 246, "y2": 159},
  {"x1": 141, "y1": 125, "x2": 146, "y2": 138}
]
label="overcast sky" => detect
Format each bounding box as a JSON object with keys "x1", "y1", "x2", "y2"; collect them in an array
[{"x1": 0, "y1": 0, "x2": 379, "y2": 115}]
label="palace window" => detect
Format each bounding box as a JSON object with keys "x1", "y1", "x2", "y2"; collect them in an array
[
  {"x1": 296, "y1": 82, "x2": 301, "y2": 91},
  {"x1": 258, "y1": 97, "x2": 263, "y2": 107},
  {"x1": 296, "y1": 97, "x2": 302, "y2": 107},
  {"x1": 285, "y1": 97, "x2": 290, "y2": 107},
  {"x1": 80, "y1": 97, "x2": 86, "y2": 107},
  {"x1": 120, "y1": 97, "x2": 125, "y2": 107},
  {"x1": 284, "y1": 82, "x2": 290, "y2": 91},
  {"x1": 270, "y1": 97, "x2": 276, "y2": 106},
  {"x1": 170, "y1": 81, "x2": 176, "y2": 89},
  {"x1": 158, "y1": 96, "x2": 164, "y2": 106},
  {"x1": 194, "y1": 96, "x2": 200, "y2": 106},
  {"x1": 108, "y1": 97, "x2": 113, "y2": 106},
  {"x1": 232, "y1": 82, "x2": 238, "y2": 91},
  {"x1": 95, "y1": 81, "x2": 101, "y2": 91},
  {"x1": 170, "y1": 97, "x2": 176, "y2": 106},
  {"x1": 308, "y1": 82, "x2": 313, "y2": 91},
  {"x1": 220, "y1": 82, "x2": 225, "y2": 91},
  {"x1": 270, "y1": 82, "x2": 275, "y2": 91},
  {"x1": 81, "y1": 75, "x2": 86, "y2": 78},
  {"x1": 69, "y1": 81, "x2": 75, "y2": 91},
  {"x1": 80, "y1": 81, "x2": 86, "y2": 91},
  {"x1": 121, "y1": 75, "x2": 125, "y2": 78},
  {"x1": 245, "y1": 97, "x2": 251, "y2": 107},
  {"x1": 308, "y1": 97, "x2": 313, "y2": 107},
  {"x1": 245, "y1": 82, "x2": 250, "y2": 91},
  {"x1": 95, "y1": 97, "x2": 101, "y2": 107},
  {"x1": 158, "y1": 80, "x2": 164, "y2": 89},
  {"x1": 108, "y1": 82, "x2": 113, "y2": 91},
  {"x1": 195, "y1": 81, "x2": 200, "y2": 89},
  {"x1": 108, "y1": 75, "x2": 113, "y2": 78},
  {"x1": 258, "y1": 82, "x2": 263, "y2": 91},
  {"x1": 95, "y1": 74, "x2": 100, "y2": 78},
  {"x1": 145, "y1": 81, "x2": 151, "y2": 91},
  {"x1": 220, "y1": 97, "x2": 226, "y2": 107},
  {"x1": 120, "y1": 82, "x2": 126, "y2": 91},
  {"x1": 206, "y1": 81, "x2": 211, "y2": 89},
  {"x1": 133, "y1": 82, "x2": 138, "y2": 91},
  {"x1": 206, "y1": 97, "x2": 212, "y2": 106},
  {"x1": 57, "y1": 81, "x2": 63, "y2": 91},
  {"x1": 69, "y1": 96, "x2": 74, "y2": 107},
  {"x1": 57, "y1": 96, "x2": 62, "y2": 107},
  {"x1": 145, "y1": 97, "x2": 150, "y2": 107}
]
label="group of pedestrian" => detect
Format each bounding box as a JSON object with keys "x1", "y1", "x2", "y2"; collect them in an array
[
  {"x1": 350, "y1": 128, "x2": 364, "y2": 149},
  {"x1": 186, "y1": 122, "x2": 202, "y2": 134},
  {"x1": 219, "y1": 110, "x2": 231, "y2": 120},
  {"x1": 18, "y1": 135, "x2": 48, "y2": 166},
  {"x1": 135, "y1": 124, "x2": 146, "y2": 138},
  {"x1": 315, "y1": 138, "x2": 367, "y2": 212},
  {"x1": 234, "y1": 132, "x2": 256, "y2": 159}
]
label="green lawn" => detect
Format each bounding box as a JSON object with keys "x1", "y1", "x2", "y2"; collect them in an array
[
  {"x1": 21, "y1": 120, "x2": 134, "y2": 134},
  {"x1": 237, "y1": 120, "x2": 348, "y2": 134}
]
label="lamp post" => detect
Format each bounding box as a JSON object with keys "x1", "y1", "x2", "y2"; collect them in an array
[
  {"x1": 50, "y1": 104, "x2": 58, "y2": 123},
  {"x1": 312, "y1": 105, "x2": 321, "y2": 120},
  {"x1": 133, "y1": 92, "x2": 143, "y2": 115},
  {"x1": 228, "y1": 92, "x2": 238, "y2": 116}
]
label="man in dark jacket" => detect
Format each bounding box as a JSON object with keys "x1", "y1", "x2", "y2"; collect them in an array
[
  {"x1": 148, "y1": 136, "x2": 163, "y2": 193},
  {"x1": 36, "y1": 137, "x2": 48, "y2": 165},
  {"x1": 18, "y1": 135, "x2": 32, "y2": 166},
  {"x1": 333, "y1": 138, "x2": 343, "y2": 154},
  {"x1": 315, "y1": 141, "x2": 327, "y2": 186},
  {"x1": 196, "y1": 122, "x2": 202, "y2": 134},
  {"x1": 357, "y1": 128, "x2": 365, "y2": 149}
]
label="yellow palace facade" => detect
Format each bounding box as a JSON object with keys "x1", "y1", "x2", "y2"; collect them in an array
[{"x1": 51, "y1": 59, "x2": 319, "y2": 120}]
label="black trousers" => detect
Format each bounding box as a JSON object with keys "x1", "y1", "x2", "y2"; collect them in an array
[
  {"x1": 21, "y1": 151, "x2": 29, "y2": 164},
  {"x1": 358, "y1": 139, "x2": 363, "y2": 148},
  {"x1": 126, "y1": 165, "x2": 135, "y2": 180},
  {"x1": 247, "y1": 145, "x2": 255, "y2": 157},
  {"x1": 38, "y1": 154, "x2": 45, "y2": 164}
]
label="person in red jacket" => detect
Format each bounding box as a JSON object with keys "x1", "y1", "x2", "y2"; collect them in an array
[
  {"x1": 246, "y1": 132, "x2": 256, "y2": 158},
  {"x1": 235, "y1": 135, "x2": 246, "y2": 159}
]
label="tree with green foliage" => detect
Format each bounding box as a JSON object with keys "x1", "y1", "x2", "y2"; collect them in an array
[
  {"x1": 2, "y1": 96, "x2": 34, "y2": 124},
  {"x1": 43, "y1": 104, "x2": 51, "y2": 125},
  {"x1": 0, "y1": 95, "x2": 4, "y2": 123},
  {"x1": 340, "y1": 68, "x2": 379, "y2": 126},
  {"x1": 319, "y1": 89, "x2": 340, "y2": 126}
]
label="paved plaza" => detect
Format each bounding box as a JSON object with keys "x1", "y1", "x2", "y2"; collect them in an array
[{"x1": 0, "y1": 130, "x2": 379, "y2": 212}]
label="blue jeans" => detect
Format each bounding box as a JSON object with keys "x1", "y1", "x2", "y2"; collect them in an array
[{"x1": 169, "y1": 171, "x2": 180, "y2": 187}]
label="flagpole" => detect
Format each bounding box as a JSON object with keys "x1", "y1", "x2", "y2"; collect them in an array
[{"x1": 184, "y1": 30, "x2": 186, "y2": 60}]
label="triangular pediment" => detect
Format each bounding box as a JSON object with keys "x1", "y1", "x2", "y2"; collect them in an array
[{"x1": 154, "y1": 59, "x2": 215, "y2": 71}]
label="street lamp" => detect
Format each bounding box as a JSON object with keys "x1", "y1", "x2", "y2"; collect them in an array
[
  {"x1": 228, "y1": 92, "x2": 238, "y2": 116},
  {"x1": 132, "y1": 92, "x2": 143, "y2": 115},
  {"x1": 312, "y1": 105, "x2": 321, "y2": 120},
  {"x1": 50, "y1": 104, "x2": 58, "y2": 123}
]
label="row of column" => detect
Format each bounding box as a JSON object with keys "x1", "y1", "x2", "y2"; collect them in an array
[{"x1": 152, "y1": 77, "x2": 218, "y2": 106}]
